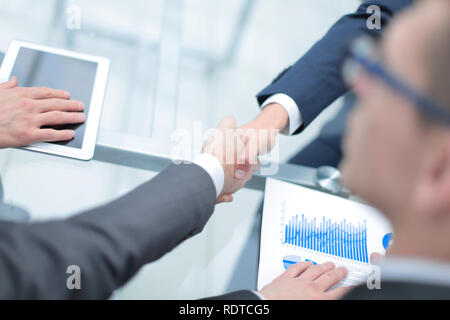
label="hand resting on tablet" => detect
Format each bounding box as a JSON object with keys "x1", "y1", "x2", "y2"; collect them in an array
[{"x1": 0, "y1": 76, "x2": 85, "y2": 149}]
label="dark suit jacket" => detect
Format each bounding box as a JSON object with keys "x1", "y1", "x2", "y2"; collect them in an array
[
  {"x1": 0, "y1": 163, "x2": 217, "y2": 299},
  {"x1": 257, "y1": 0, "x2": 413, "y2": 134}
]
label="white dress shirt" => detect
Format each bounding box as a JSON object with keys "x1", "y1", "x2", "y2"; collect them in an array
[{"x1": 261, "y1": 93, "x2": 303, "y2": 135}]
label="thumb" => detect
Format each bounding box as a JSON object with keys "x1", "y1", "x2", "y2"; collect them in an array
[
  {"x1": 0, "y1": 76, "x2": 18, "y2": 89},
  {"x1": 217, "y1": 116, "x2": 237, "y2": 131},
  {"x1": 238, "y1": 134, "x2": 259, "y2": 167}
]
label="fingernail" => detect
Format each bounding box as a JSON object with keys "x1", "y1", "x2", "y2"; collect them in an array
[
  {"x1": 79, "y1": 102, "x2": 85, "y2": 109},
  {"x1": 64, "y1": 91, "x2": 71, "y2": 98},
  {"x1": 79, "y1": 114, "x2": 86, "y2": 122},
  {"x1": 69, "y1": 131, "x2": 75, "y2": 138},
  {"x1": 235, "y1": 170, "x2": 247, "y2": 179}
]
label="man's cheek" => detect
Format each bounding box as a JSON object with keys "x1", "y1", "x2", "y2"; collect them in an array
[
  {"x1": 343, "y1": 109, "x2": 362, "y2": 147},
  {"x1": 340, "y1": 132, "x2": 365, "y2": 189}
]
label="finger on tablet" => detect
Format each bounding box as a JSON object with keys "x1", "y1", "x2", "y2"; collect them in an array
[
  {"x1": 37, "y1": 99, "x2": 84, "y2": 113},
  {"x1": 21, "y1": 87, "x2": 71, "y2": 100},
  {"x1": 0, "y1": 77, "x2": 18, "y2": 89},
  {"x1": 314, "y1": 266, "x2": 348, "y2": 291},
  {"x1": 300, "y1": 262, "x2": 336, "y2": 281},
  {"x1": 33, "y1": 129, "x2": 75, "y2": 143},
  {"x1": 37, "y1": 111, "x2": 85, "y2": 127},
  {"x1": 370, "y1": 252, "x2": 385, "y2": 264},
  {"x1": 282, "y1": 261, "x2": 314, "y2": 278}
]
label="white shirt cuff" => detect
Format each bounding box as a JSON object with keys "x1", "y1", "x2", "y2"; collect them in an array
[
  {"x1": 261, "y1": 93, "x2": 303, "y2": 135},
  {"x1": 193, "y1": 153, "x2": 224, "y2": 197}
]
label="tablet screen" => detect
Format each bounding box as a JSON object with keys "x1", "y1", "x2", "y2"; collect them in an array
[{"x1": 11, "y1": 47, "x2": 98, "y2": 149}]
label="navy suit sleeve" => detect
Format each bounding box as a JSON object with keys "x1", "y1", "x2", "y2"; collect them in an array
[{"x1": 257, "y1": 0, "x2": 413, "y2": 134}]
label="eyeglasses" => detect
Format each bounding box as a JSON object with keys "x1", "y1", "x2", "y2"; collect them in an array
[{"x1": 342, "y1": 36, "x2": 450, "y2": 125}]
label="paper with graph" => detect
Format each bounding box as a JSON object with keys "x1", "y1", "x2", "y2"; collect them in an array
[{"x1": 257, "y1": 178, "x2": 393, "y2": 290}]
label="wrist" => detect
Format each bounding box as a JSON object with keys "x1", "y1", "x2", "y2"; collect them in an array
[
  {"x1": 194, "y1": 153, "x2": 225, "y2": 197},
  {"x1": 253, "y1": 103, "x2": 289, "y2": 131}
]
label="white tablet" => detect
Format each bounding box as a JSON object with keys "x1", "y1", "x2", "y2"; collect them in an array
[{"x1": 0, "y1": 41, "x2": 110, "y2": 160}]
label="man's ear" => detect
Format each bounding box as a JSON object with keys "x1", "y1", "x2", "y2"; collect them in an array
[{"x1": 413, "y1": 136, "x2": 450, "y2": 218}]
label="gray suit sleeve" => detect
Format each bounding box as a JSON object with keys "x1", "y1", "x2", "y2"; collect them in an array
[{"x1": 0, "y1": 163, "x2": 216, "y2": 299}]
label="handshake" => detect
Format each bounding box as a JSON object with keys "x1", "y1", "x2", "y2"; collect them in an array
[{"x1": 200, "y1": 116, "x2": 279, "y2": 204}]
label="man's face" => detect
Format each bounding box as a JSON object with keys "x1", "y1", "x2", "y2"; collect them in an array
[{"x1": 340, "y1": 3, "x2": 436, "y2": 220}]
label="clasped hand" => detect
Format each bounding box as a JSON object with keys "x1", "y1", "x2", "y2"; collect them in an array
[{"x1": 202, "y1": 116, "x2": 263, "y2": 203}]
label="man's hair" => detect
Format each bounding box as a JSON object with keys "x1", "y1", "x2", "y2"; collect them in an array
[{"x1": 425, "y1": 3, "x2": 450, "y2": 113}]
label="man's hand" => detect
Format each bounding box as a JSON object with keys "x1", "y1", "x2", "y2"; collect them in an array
[
  {"x1": 259, "y1": 261, "x2": 351, "y2": 300},
  {"x1": 237, "y1": 103, "x2": 288, "y2": 167},
  {"x1": 0, "y1": 77, "x2": 85, "y2": 149},
  {"x1": 202, "y1": 116, "x2": 259, "y2": 204}
]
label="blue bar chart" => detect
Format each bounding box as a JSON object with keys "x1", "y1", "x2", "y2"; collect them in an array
[{"x1": 283, "y1": 214, "x2": 369, "y2": 263}]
